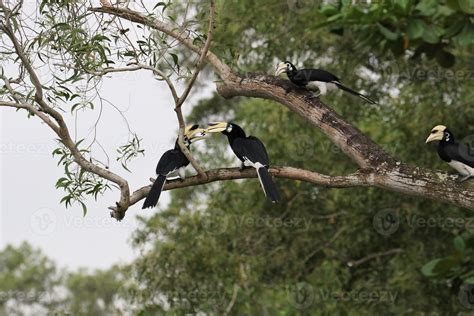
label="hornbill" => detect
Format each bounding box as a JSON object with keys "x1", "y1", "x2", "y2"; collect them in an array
[
  {"x1": 142, "y1": 125, "x2": 206, "y2": 209},
  {"x1": 206, "y1": 122, "x2": 280, "y2": 203},
  {"x1": 426, "y1": 125, "x2": 474, "y2": 182},
  {"x1": 275, "y1": 61, "x2": 376, "y2": 104}
]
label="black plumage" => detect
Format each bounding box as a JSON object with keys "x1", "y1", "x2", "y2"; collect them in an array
[
  {"x1": 142, "y1": 140, "x2": 190, "y2": 209},
  {"x1": 143, "y1": 125, "x2": 205, "y2": 209},
  {"x1": 426, "y1": 125, "x2": 474, "y2": 182},
  {"x1": 275, "y1": 61, "x2": 376, "y2": 104},
  {"x1": 209, "y1": 122, "x2": 280, "y2": 202}
]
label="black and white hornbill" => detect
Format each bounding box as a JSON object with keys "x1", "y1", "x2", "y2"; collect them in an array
[
  {"x1": 206, "y1": 122, "x2": 280, "y2": 203},
  {"x1": 142, "y1": 125, "x2": 206, "y2": 209},
  {"x1": 426, "y1": 125, "x2": 474, "y2": 182},
  {"x1": 275, "y1": 61, "x2": 376, "y2": 104}
]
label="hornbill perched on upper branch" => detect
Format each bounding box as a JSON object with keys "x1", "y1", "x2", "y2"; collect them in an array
[
  {"x1": 275, "y1": 61, "x2": 376, "y2": 104},
  {"x1": 426, "y1": 125, "x2": 474, "y2": 182},
  {"x1": 142, "y1": 125, "x2": 206, "y2": 209},
  {"x1": 206, "y1": 122, "x2": 280, "y2": 203}
]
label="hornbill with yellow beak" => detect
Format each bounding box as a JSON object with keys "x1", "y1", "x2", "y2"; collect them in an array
[
  {"x1": 426, "y1": 125, "x2": 474, "y2": 182},
  {"x1": 206, "y1": 122, "x2": 280, "y2": 203},
  {"x1": 275, "y1": 61, "x2": 376, "y2": 104},
  {"x1": 142, "y1": 125, "x2": 207, "y2": 209}
]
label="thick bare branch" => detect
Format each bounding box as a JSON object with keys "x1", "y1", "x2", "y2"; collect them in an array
[
  {"x1": 89, "y1": 5, "x2": 474, "y2": 214},
  {"x1": 128, "y1": 167, "x2": 373, "y2": 208}
]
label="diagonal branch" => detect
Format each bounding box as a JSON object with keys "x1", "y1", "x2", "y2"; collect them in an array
[{"x1": 175, "y1": 0, "x2": 216, "y2": 177}]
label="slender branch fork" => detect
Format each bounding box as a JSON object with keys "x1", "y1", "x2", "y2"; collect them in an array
[{"x1": 1, "y1": 2, "x2": 473, "y2": 221}]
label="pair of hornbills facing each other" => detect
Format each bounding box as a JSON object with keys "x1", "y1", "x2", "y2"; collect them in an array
[{"x1": 142, "y1": 122, "x2": 279, "y2": 209}]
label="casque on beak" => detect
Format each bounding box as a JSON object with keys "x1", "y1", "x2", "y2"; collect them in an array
[
  {"x1": 425, "y1": 125, "x2": 446, "y2": 143},
  {"x1": 184, "y1": 124, "x2": 207, "y2": 143},
  {"x1": 206, "y1": 122, "x2": 229, "y2": 133},
  {"x1": 275, "y1": 62, "x2": 287, "y2": 76}
]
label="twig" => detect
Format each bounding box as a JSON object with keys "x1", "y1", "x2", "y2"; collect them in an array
[{"x1": 346, "y1": 248, "x2": 404, "y2": 268}]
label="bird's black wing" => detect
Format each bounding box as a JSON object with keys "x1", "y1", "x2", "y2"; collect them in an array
[
  {"x1": 444, "y1": 143, "x2": 474, "y2": 168},
  {"x1": 233, "y1": 136, "x2": 270, "y2": 166},
  {"x1": 293, "y1": 69, "x2": 340, "y2": 84},
  {"x1": 156, "y1": 149, "x2": 189, "y2": 175}
]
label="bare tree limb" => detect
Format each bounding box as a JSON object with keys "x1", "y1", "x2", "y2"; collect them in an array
[
  {"x1": 1, "y1": 1, "x2": 131, "y2": 220},
  {"x1": 89, "y1": 5, "x2": 474, "y2": 214},
  {"x1": 347, "y1": 248, "x2": 404, "y2": 268},
  {"x1": 128, "y1": 167, "x2": 373, "y2": 209},
  {"x1": 174, "y1": 0, "x2": 216, "y2": 177}
]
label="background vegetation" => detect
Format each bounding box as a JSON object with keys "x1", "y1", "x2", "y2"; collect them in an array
[{"x1": 1, "y1": 0, "x2": 474, "y2": 314}]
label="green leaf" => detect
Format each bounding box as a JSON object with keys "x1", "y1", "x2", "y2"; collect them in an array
[
  {"x1": 169, "y1": 53, "x2": 179, "y2": 66},
  {"x1": 80, "y1": 201, "x2": 88, "y2": 217},
  {"x1": 458, "y1": 0, "x2": 474, "y2": 13},
  {"x1": 421, "y1": 259, "x2": 443, "y2": 277},
  {"x1": 432, "y1": 258, "x2": 459, "y2": 275},
  {"x1": 444, "y1": 18, "x2": 466, "y2": 37},
  {"x1": 454, "y1": 236, "x2": 466, "y2": 252},
  {"x1": 422, "y1": 24, "x2": 443, "y2": 43},
  {"x1": 454, "y1": 23, "x2": 474, "y2": 46},
  {"x1": 464, "y1": 276, "x2": 474, "y2": 284},
  {"x1": 415, "y1": 0, "x2": 438, "y2": 15},
  {"x1": 407, "y1": 19, "x2": 425, "y2": 39},
  {"x1": 378, "y1": 24, "x2": 399, "y2": 41}
]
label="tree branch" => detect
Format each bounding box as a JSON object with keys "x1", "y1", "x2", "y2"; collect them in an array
[
  {"x1": 175, "y1": 0, "x2": 216, "y2": 177},
  {"x1": 1, "y1": 1, "x2": 131, "y2": 221},
  {"x1": 88, "y1": 5, "x2": 474, "y2": 213},
  {"x1": 127, "y1": 167, "x2": 373, "y2": 209},
  {"x1": 347, "y1": 248, "x2": 404, "y2": 268}
]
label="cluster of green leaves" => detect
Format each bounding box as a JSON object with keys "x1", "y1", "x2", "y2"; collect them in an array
[
  {"x1": 422, "y1": 234, "x2": 474, "y2": 286},
  {"x1": 319, "y1": 0, "x2": 474, "y2": 67},
  {"x1": 116, "y1": 134, "x2": 145, "y2": 172},
  {"x1": 53, "y1": 141, "x2": 110, "y2": 216}
]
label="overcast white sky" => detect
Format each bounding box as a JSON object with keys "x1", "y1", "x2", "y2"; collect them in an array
[
  {"x1": 0, "y1": 1, "x2": 214, "y2": 270},
  {"x1": 0, "y1": 68, "x2": 212, "y2": 270}
]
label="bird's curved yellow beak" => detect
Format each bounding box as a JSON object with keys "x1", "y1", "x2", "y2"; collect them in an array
[
  {"x1": 206, "y1": 122, "x2": 228, "y2": 133},
  {"x1": 425, "y1": 125, "x2": 446, "y2": 143},
  {"x1": 184, "y1": 124, "x2": 207, "y2": 142},
  {"x1": 275, "y1": 62, "x2": 287, "y2": 76}
]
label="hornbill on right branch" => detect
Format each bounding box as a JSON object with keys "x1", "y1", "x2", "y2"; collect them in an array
[
  {"x1": 275, "y1": 61, "x2": 376, "y2": 104},
  {"x1": 206, "y1": 122, "x2": 280, "y2": 203},
  {"x1": 426, "y1": 125, "x2": 474, "y2": 182},
  {"x1": 142, "y1": 125, "x2": 206, "y2": 209}
]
